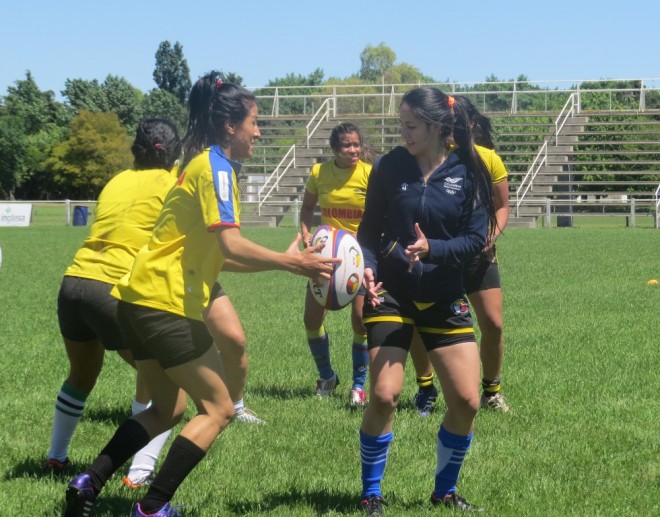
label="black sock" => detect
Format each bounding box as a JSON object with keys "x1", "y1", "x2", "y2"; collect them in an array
[
  {"x1": 87, "y1": 418, "x2": 150, "y2": 491},
  {"x1": 139, "y1": 435, "x2": 206, "y2": 514},
  {"x1": 482, "y1": 378, "x2": 502, "y2": 398}
]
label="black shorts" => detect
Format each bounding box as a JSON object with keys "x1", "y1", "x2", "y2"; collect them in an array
[
  {"x1": 464, "y1": 247, "x2": 501, "y2": 294},
  {"x1": 117, "y1": 301, "x2": 214, "y2": 369},
  {"x1": 362, "y1": 290, "x2": 475, "y2": 352},
  {"x1": 210, "y1": 282, "x2": 225, "y2": 301},
  {"x1": 57, "y1": 276, "x2": 127, "y2": 350}
]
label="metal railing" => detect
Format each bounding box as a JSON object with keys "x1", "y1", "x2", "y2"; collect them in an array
[
  {"x1": 555, "y1": 93, "x2": 578, "y2": 142},
  {"x1": 655, "y1": 184, "x2": 660, "y2": 228},
  {"x1": 515, "y1": 92, "x2": 583, "y2": 215},
  {"x1": 515, "y1": 141, "x2": 548, "y2": 217},
  {"x1": 306, "y1": 98, "x2": 334, "y2": 148},
  {"x1": 257, "y1": 145, "x2": 296, "y2": 215},
  {"x1": 252, "y1": 78, "x2": 660, "y2": 118}
]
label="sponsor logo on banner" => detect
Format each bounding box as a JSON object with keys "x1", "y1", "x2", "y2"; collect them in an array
[{"x1": 0, "y1": 204, "x2": 32, "y2": 227}]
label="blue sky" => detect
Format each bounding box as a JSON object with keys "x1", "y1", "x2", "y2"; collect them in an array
[{"x1": 2, "y1": 0, "x2": 659, "y2": 99}]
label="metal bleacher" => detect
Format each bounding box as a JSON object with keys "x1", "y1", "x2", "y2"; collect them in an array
[{"x1": 239, "y1": 80, "x2": 660, "y2": 228}]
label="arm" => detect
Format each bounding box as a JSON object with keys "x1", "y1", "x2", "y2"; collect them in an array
[
  {"x1": 220, "y1": 233, "x2": 303, "y2": 273},
  {"x1": 356, "y1": 164, "x2": 387, "y2": 273},
  {"x1": 215, "y1": 227, "x2": 336, "y2": 279},
  {"x1": 300, "y1": 189, "x2": 318, "y2": 248},
  {"x1": 484, "y1": 179, "x2": 510, "y2": 252}
]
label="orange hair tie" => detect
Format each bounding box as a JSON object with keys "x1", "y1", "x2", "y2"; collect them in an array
[{"x1": 447, "y1": 96, "x2": 455, "y2": 108}]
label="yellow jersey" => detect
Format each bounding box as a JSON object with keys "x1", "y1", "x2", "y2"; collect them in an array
[
  {"x1": 112, "y1": 146, "x2": 241, "y2": 320},
  {"x1": 305, "y1": 159, "x2": 372, "y2": 233},
  {"x1": 65, "y1": 168, "x2": 176, "y2": 284}
]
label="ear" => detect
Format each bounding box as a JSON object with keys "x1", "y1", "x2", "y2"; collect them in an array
[{"x1": 224, "y1": 119, "x2": 235, "y2": 136}]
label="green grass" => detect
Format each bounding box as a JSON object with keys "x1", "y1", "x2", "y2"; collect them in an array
[{"x1": 0, "y1": 226, "x2": 658, "y2": 516}]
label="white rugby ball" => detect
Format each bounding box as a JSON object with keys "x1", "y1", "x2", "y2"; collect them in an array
[{"x1": 308, "y1": 225, "x2": 364, "y2": 311}]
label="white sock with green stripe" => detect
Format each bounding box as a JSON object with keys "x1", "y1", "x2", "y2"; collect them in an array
[
  {"x1": 47, "y1": 381, "x2": 88, "y2": 461},
  {"x1": 126, "y1": 400, "x2": 173, "y2": 484}
]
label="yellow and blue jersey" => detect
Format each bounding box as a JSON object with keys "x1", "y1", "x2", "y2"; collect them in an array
[{"x1": 112, "y1": 146, "x2": 241, "y2": 320}]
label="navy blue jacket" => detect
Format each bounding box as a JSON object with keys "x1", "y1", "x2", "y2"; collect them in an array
[{"x1": 357, "y1": 146, "x2": 487, "y2": 302}]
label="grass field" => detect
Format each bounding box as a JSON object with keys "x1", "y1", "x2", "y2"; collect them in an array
[{"x1": 0, "y1": 222, "x2": 658, "y2": 516}]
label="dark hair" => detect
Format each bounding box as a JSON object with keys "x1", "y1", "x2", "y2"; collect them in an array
[
  {"x1": 131, "y1": 118, "x2": 181, "y2": 170},
  {"x1": 400, "y1": 87, "x2": 497, "y2": 239},
  {"x1": 329, "y1": 122, "x2": 376, "y2": 164},
  {"x1": 180, "y1": 70, "x2": 257, "y2": 171},
  {"x1": 453, "y1": 95, "x2": 495, "y2": 149}
]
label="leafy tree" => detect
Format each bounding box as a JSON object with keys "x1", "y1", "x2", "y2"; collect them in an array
[
  {"x1": 0, "y1": 72, "x2": 71, "y2": 198},
  {"x1": 153, "y1": 41, "x2": 192, "y2": 104},
  {"x1": 255, "y1": 69, "x2": 325, "y2": 116},
  {"x1": 44, "y1": 110, "x2": 132, "y2": 198},
  {"x1": 384, "y1": 63, "x2": 432, "y2": 85},
  {"x1": 62, "y1": 75, "x2": 143, "y2": 134},
  {"x1": 359, "y1": 43, "x2": 396, "y2": 82},
  {"x1": 141, "y1": 89, "x2": 187, "y2": 133},
  {"x1": 218, "y1": 71, "x2": 244, "y2": 86}
]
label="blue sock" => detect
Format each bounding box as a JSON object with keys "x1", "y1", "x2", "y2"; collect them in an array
[
  {"x1": 433, "y1": 425, "x2": 473, "y2": 498},
  {"x1": 306, "y1": 327, "x2": 333, "y2": 380},
  {"x1": 360, "y1": 430, "x2": 393, "y2": 498},
  {"x1": 351, "y1": 333, "x2": 368, "y2": 389}
]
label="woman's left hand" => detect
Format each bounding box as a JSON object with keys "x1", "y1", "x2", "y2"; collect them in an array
[{"x1": 405, "y1": 223, "x2": 428, "y2": 271}]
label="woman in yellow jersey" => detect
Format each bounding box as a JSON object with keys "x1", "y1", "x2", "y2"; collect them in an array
[
  {"x1": 63, "y1": 72, "x2": 336, "y2": 517},
  {"x1": 46, "y1": 119, "x2": 180, "y2": 482},
  {"x1": 409, "y1": 94, "x2": 511, "y2": 416},
  {"x1": 300, "y1": 123, "x2": 372, "y2": 405}
]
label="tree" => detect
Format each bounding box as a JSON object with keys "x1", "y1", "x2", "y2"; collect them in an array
[
  {"x1": 62, "y1": 75, "x2": 143, "y2": 134},
  {"x1": 44, "y1": 110, "x2": 132, "y2": 198},
  {"x1": 153, "y1": 41, "x2": 192, "y2": 104},
  {"x1": 0, "y1": 72, "x2": 70, "y2": 198},
  {"x1": 384, "y1": 63, "x2": 432, "y2": 85},
  {"x1": 142, "y1": 89, "x2": 187, "y2": 133},
  {"x1": 359, "y1": 43, "x2": 396, "y2": 82},
  {"x1": 218, "y1": 71, "x2": 244, "y2": 86}
]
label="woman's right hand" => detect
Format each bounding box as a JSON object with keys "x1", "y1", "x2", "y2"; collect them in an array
[
  {"x1": 298, "y1": 242, "x2": 339, "y2": 280},
  {"x1": 363, "y1": 267, "x2": 382, "y2": 307}
]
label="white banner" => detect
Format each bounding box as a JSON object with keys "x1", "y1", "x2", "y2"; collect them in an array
[{"x1": 0, "y1": 203, "x2": 32, "y2": 227}]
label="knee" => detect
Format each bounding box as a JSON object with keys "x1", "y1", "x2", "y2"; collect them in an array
[
  {"x1": 208, "y1": 399, "x2": 236, "y2": 430},
  {"x1": 452, "y1": 392, "x2": 480, "y2": 421},
  {"x1": 369, "y1": 385, "x2": 400, "y2": 416}
]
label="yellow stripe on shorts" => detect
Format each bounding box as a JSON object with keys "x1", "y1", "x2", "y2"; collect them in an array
[
  {"x1": 363, "y1": 315, "x2": 415, "y2": 325},
  {"x1": 416, "y1": 326, "x2": 474, "y2": 335}
]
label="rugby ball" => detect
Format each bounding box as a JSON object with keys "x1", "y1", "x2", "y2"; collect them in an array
[{"x1": 308, "y1": 225, "x2": 364, "y2": 310}]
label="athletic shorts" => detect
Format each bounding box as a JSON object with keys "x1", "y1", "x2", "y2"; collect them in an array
[
  {"x1": 117, "y1": 301, "x2": 213, "y2": 369},
  {"x1": 464, "y1": 246, "x2": 501, "y2": 294},
  {"x1": 362, "y1": 290, "x2": 475, "y2": 352},
  {"x1": 210, "y1": 282, "x2": 225, "y2": 300},
  {"x1": 57, "y1": 276, "x2": 127, "y2": 350}
]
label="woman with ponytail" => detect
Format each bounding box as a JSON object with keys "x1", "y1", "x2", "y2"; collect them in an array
[
  {"x1": 356, "y1": 86, "x2": 496, "y2": 515},
  {"x1": 63, "y1": 71, "x2": 336, "y2": 517}
]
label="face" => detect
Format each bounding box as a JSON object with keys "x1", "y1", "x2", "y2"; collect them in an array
[
  {"x1": 228, "y1": 104, "x2": 260, "y2": 159},
  {"x1": 399, "y1": 101, "x2": 438, "y2": 157},
  {"x1": 333, "y1": 131, "x2": 362, "y2": 168}
]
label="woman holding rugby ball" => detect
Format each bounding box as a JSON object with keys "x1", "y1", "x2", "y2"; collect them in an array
[
  {"x1": 63, "y1": 71, "x2": 336, "y2": 517},
  {"x1": 300, "y1": 122, "x2": 373, "y2": 406}
]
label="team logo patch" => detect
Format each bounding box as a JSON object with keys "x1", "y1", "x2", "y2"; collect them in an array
[
  {"x1": 450, "y1": 298, "x2": 470, "y2": 316},
  {"x1": 443, "y1": 177, "x2": 463, "y2": 195},
  {"x1": 217, "y1": 170, "x2": 230, "y2": 201}
]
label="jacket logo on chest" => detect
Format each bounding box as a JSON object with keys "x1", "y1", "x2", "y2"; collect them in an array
[{"x1": 443, "y1": 177, "x2": 463, "y2": 195}]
